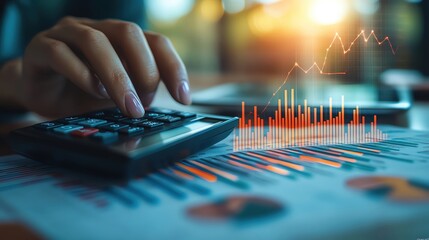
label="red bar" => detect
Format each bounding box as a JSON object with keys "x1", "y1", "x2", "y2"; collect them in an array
[{"x1": 242, "y1": 101, "x2": 245, "y2": 128}]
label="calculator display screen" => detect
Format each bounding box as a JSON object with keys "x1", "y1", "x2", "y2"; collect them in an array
[{"x1": 112, "y1": 118, "x2": 221, "y2": 155}]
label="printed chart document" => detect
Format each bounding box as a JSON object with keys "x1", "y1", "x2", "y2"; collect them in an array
[{"x1": 0, "y1": 126, "x2": 429, "y2": 239}]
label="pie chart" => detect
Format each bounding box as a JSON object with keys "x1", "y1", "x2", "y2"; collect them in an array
[
  {"x1": 187, "y1": 195, "x2": 285, "y2": 222},
  {"x1": 347, "y1": 176, "x2": 429, "y2": 203}
]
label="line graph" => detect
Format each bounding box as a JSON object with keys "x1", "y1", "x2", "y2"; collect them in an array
[
  {"x1": 234, "y1": 30, "x2": 396, "y2": 151},
  {"x1": 262, "y1": 30, "x2": 397, "y2": 113}
]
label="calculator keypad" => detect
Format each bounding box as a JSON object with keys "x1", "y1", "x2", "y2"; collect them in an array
[
  {"x1": 138, "y1": 121, "x2": 164, "y2": 128},
  {"x1": 78, "y1": 119, "x2": 107, "y2": 127},
  {"x1": 33, "y1": 108, "x2": 196, "y2": 143},
  {"x1": 99, "y1": 123, "x2": 129, "y2": 132}
]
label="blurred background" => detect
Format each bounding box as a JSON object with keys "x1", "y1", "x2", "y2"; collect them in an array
[
  {"x1": 1, "y1": 0, "x2": 429, "y2": 130},
  {"x1": 144, "y1": 0, "x2": 429, "y2": 130},
  {"x1": 145, "y1": 0, "x2": 428, "y2": 85}
]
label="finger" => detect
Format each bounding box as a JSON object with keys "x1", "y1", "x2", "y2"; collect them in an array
[
  {"x1": 145, "y1": 32, "x2": 191, "y2": 105},
  {"x1": 81, "y1": 20, "x2": 160, "y2": 102},
  {"x1": 46, "y1": 24, "x2": 145, "y2": 118},
  {"x1": 28, "y1": 36, "x2": 109, "y2": 99}
]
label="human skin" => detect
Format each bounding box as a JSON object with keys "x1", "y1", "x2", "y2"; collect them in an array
[{"x1": 0, "y1": 16, "x2": 191, "y2": 118}]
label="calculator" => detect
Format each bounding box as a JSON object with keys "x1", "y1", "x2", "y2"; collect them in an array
[{"x1": 8, "y1": 108, "x2": 238, "y2": 179}]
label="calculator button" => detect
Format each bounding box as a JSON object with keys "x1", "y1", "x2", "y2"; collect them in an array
[
  {"x1": 78, "y1": 119, "x2": 107, "y2": 127},
  {"x1": 99, "y1": 123, "x2": 129, "y2": 131},
  {"x1": 71, "y1": 128, "x2": 99, "y2": 137},
  {"x1": 145, "y1": 113, "x2": 165, "y2": 119},
  {"x1": 138, "y1": 121, "x2": 164, "y2": 129},
  {"x1": 34, "y1": 122, "x2": 63, "y2": 130},
  {"x1": 58, "y1": 116, "x2": 86, "y2": 124},
  {"x1": 174, "y1": 112, "x2": 196, "y2": 118},
  {"x1": 120, "y1": 118, "x2": 147, "y2": 125},
  {"x1": 104, "y1": 114, "x2": 127, "y2": 121},
  {"x1": 156, "y1": 115, "x2": 181, "y2": 123},
  {"x1": 148, "y1": 108, "x2": 178, "y2": 115},
  {"x1": 53, "y1": 125, "x2": 83, "y2": 134},
  {"x1": 90, "y1": 131, "x2": 118, "y2": 142},
  {"x1": 119, "y1": 126, "x2": 145, "y2": 135}
]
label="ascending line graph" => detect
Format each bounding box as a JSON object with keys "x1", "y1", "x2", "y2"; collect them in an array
[
  {"x1": 262, "y1": 30, "x2": 397, "y2": 113},
  {"x1": 234, "y1": 30, "x2": 395, "y2": 151}
]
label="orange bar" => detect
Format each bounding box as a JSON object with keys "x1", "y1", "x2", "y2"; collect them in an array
[
  {"x1": 176, "y1": 163, "x2": 217, "y2": 182},
  {"x1": 329, "y1": 97, "x2": 333, "y2": 124},
  {"x1": 339, "y1": 115, "x2": 342, "y2": 143},
  {"x1": 259, "y1": 118, "x2": 262, "y2": 148},
  {"x1": 314, "y1": 107, "x2": 317, "y2": 138},
  {"x1": 341, "y1": 96, "x2": 345, "y2": 126},
  {"x1": 191, "y1": 161, "x2": 238, "y2": 181},
  {"x1": 308, "y1": 107, "x2": 311, "y2": 128},
  {"x1": 356, "y1": 106, "x2": 359, "y2": 125},
  {"x1": 300, "y1": 149, "x2": 356, "y2": 163},
  {"x1": 304, "y1": 100, "x2": 308, "y2": 128},
  {"x1": 329, "y1": 147, "x2": 364, "y2": 156},
  {"x1": 374, "y1": 115, "x2": 377, "y2": 130},
  {"x1": 293, "y1": 116, "x2": 296, "y2": 145},
  {"x1": 329, "y1": 98, "x2": 332, "y2": 144},
  {"x1": 254, "y1": 106, "x2": 257, "y2": 145},
  {"x1": 247, "y1": 152, "x2": 305, "y2": 171},
  {"x1": 356, "y1": 106, "x2": 360, "y2": 142},
  {"x1": 171, "y1": 169, "x2": 194, "y2": 180},
  {"x1": 362, "y1": 116, "x2": 366, "y2": 142},
  {"x1": 228, "y1": 160, "x2": 258, "y2": 171},
  {"x1": 258, "y1": 164, "x2": 289, "y2": 175},
  {"x1": 357, "y1": 146, "x2": 380, "y2": 153},
  {"x1": 291, "y1": 89, "x2": 295, "y2": 128},
  {"x1": 284, "y1": 90, "x2": 288, "y2": 119},
  {"x1": 321, "y1": 121, "x2": 323, "y2": 145},
  {"x1": 299, "y1": 155, "x2": 341, "y2": 168},
  {"x1": 301, "y1": 114, "x2": 305, "y2": 145},
  {"x1": 242, "y1": 101, "x2": 245, "y2": 128},
  {"x1": 333, "y1": 117, "x2": 336, "y2": 143}
]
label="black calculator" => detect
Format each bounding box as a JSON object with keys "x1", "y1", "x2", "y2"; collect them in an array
[{"x1": 8, "y1": 108, "x2": 238, "y2": 179}]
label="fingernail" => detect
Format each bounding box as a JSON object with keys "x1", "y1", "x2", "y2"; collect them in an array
[
  {"x1": 125, "y1": 91, "x2": 145, "y2": 118},
  {"x1": 178, "y1": 81, "x2": 192, "y2": 105},
  {"x1": 97, "y1": 82, "x2": 110, "y2": 99}
]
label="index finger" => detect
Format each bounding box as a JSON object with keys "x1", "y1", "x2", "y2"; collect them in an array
[{"x1": 46, "y1": 24, "x2": 145, "y2": 117}]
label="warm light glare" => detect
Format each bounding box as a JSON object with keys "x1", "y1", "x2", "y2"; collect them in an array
[
  {"x1": 200, "y1": 0, "x2": 224, "y2": 22},
  {"x1": 248, "y1": 9, "x2": 275, "y2": 35},
  {"x1": 309, "y1": 0, "x2": 348, "y2": 25}
]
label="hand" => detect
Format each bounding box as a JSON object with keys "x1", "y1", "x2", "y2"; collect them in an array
[{"x1": 6, "y1": 17, "x2": 191, "y2": 118}]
